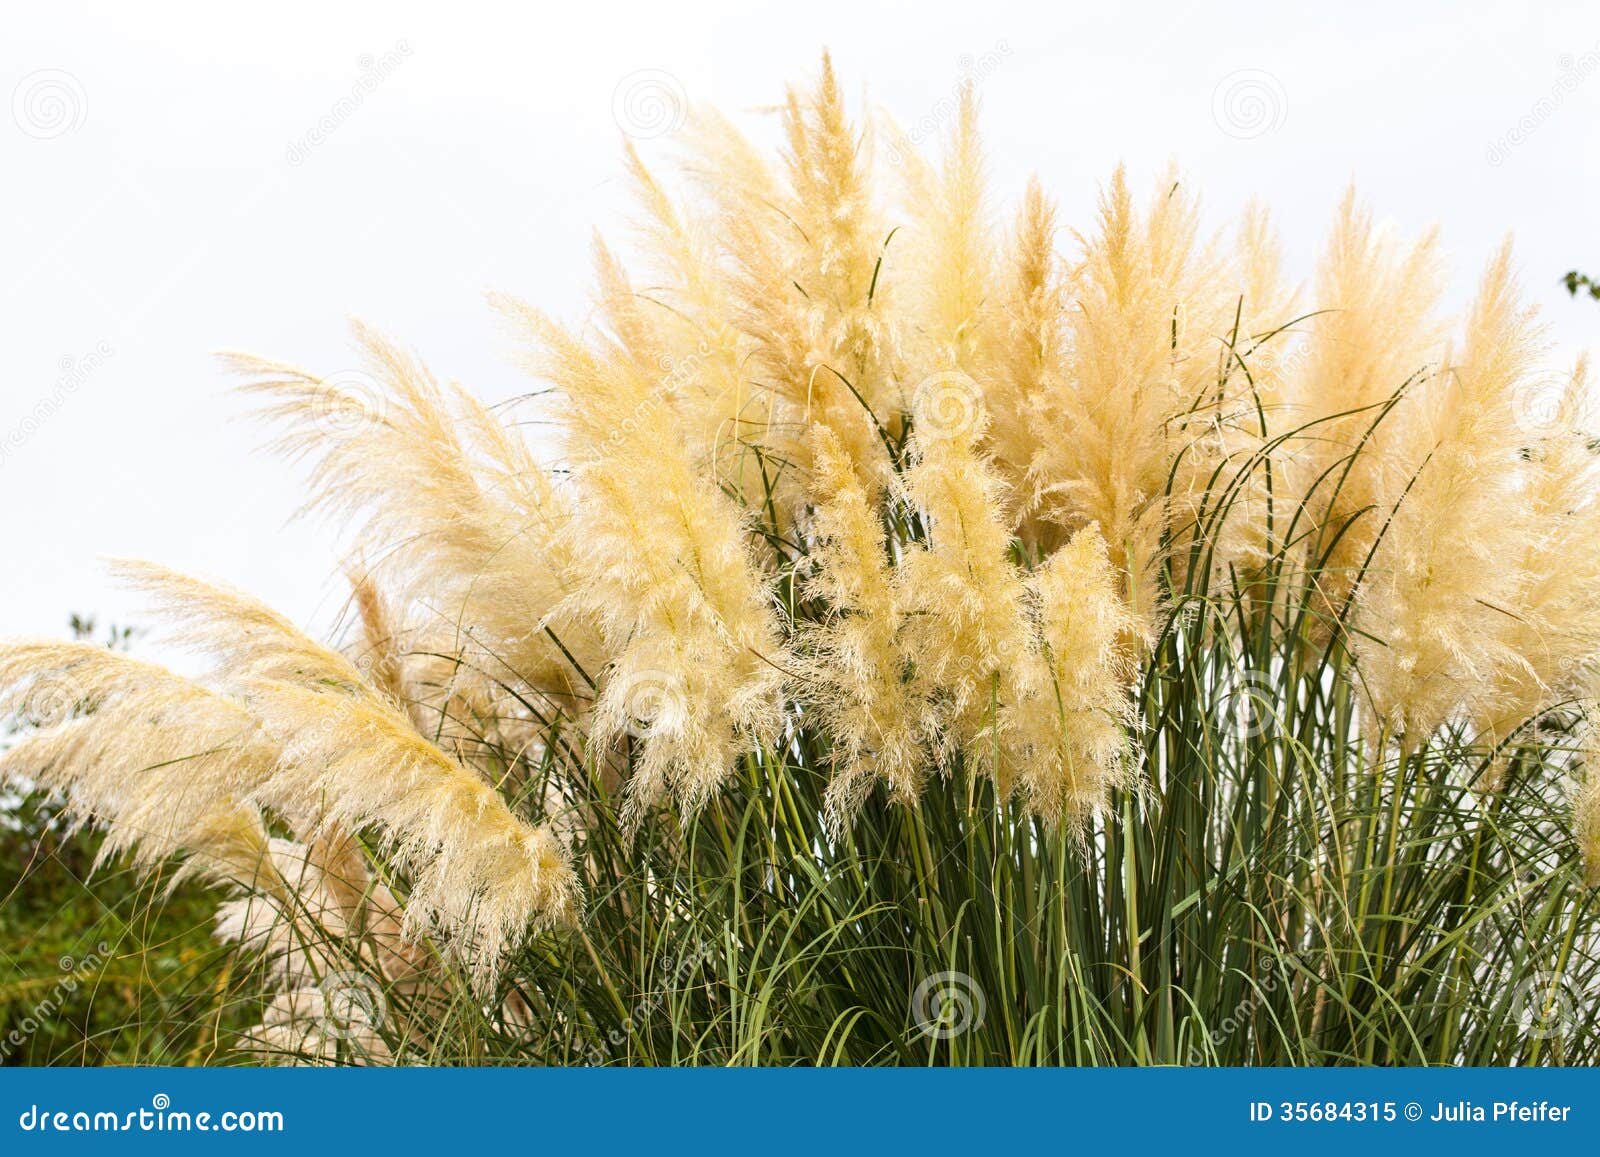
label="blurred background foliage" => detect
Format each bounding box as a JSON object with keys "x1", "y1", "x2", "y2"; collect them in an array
[{"x1": 0, "y1": 616, "x2": 254, "y2": 1065}]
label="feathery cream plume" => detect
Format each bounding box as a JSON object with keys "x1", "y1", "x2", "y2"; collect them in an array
[
  {"x1": 499, "y1": 293, "x2": 790, "y2": 824},
  {"x1": 1292, "y1": 190, "x2": 1447, "y2": 625},
  {"x1": 1028, "y1": 166, "x2": 1222, "y2": 632},
  {"x1": 1006, "y1": 525, "x2": 1139, "y2": 824},
  {"x1": 0, "y1": 640, "x2": 276, "y2": 889},
  {"x1": 1473, "y1": 358, "x2": 1600, "y2": 770},
  {"x1": 676, "y1": 54, "x2": 901, "y2": 495},
  {"x1": 230, "y1": 326, "x2": 604, "y2": 725},
  {"x1": 1353, "y1": 241, "x2": 1543, "y2": 743},
  {"x1": 797, "y1": 424, "x2": 930, "y2": 827},
  {"x1": 1183, "y1": 202, "x2": 1300, "y2": 586},
  {"x1": 897, "y1": 81, "x2": 993, "y2": 383},
  {"x1": 898, "y1": 400, "x2": 1032, "y2": 780},
  {"x1": 111, "y1": 561, "x2": 579, "y2": 986},
  {"x1": 986, "y1": 177, "x2": 1066, "y2": 539}
]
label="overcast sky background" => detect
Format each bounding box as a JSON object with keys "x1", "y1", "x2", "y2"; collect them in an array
[{"x1": 3, "y1": 1, "x2": 1597, "y2": 645}]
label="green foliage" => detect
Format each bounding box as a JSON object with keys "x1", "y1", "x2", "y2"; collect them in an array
[
  {"x1": 0, "y1": 809, "x2": 255, "y2": 1066},
  {"x1": 1562, "y1": 270, "x2": 1600, "y2": 302},
  {"x1": 0, "y1": 618, "x2": 257, "y2": 1065},
  {"x1": 473, "y1": 633, "x2": 1596, "y2": 1065}
]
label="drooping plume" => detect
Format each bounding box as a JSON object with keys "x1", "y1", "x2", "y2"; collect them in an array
[
  {"x1": 0, "y1": 641, "x2": 275, "y2": 889},
  {"x1": 231, "y1": 326, "x2": 606, "y2": 735},
  {"x1": 110, "y1": 561, "x2": 580, "y2": 986}
]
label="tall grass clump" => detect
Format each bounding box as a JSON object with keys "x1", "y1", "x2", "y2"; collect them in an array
[{"x1": 4, "y1": 58, "x2": 1600, "y2": 1065}]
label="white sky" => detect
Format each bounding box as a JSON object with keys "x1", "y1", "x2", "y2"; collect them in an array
[{"x1": 3, "y1": 0, "x2": 1597, "y2": 643}]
